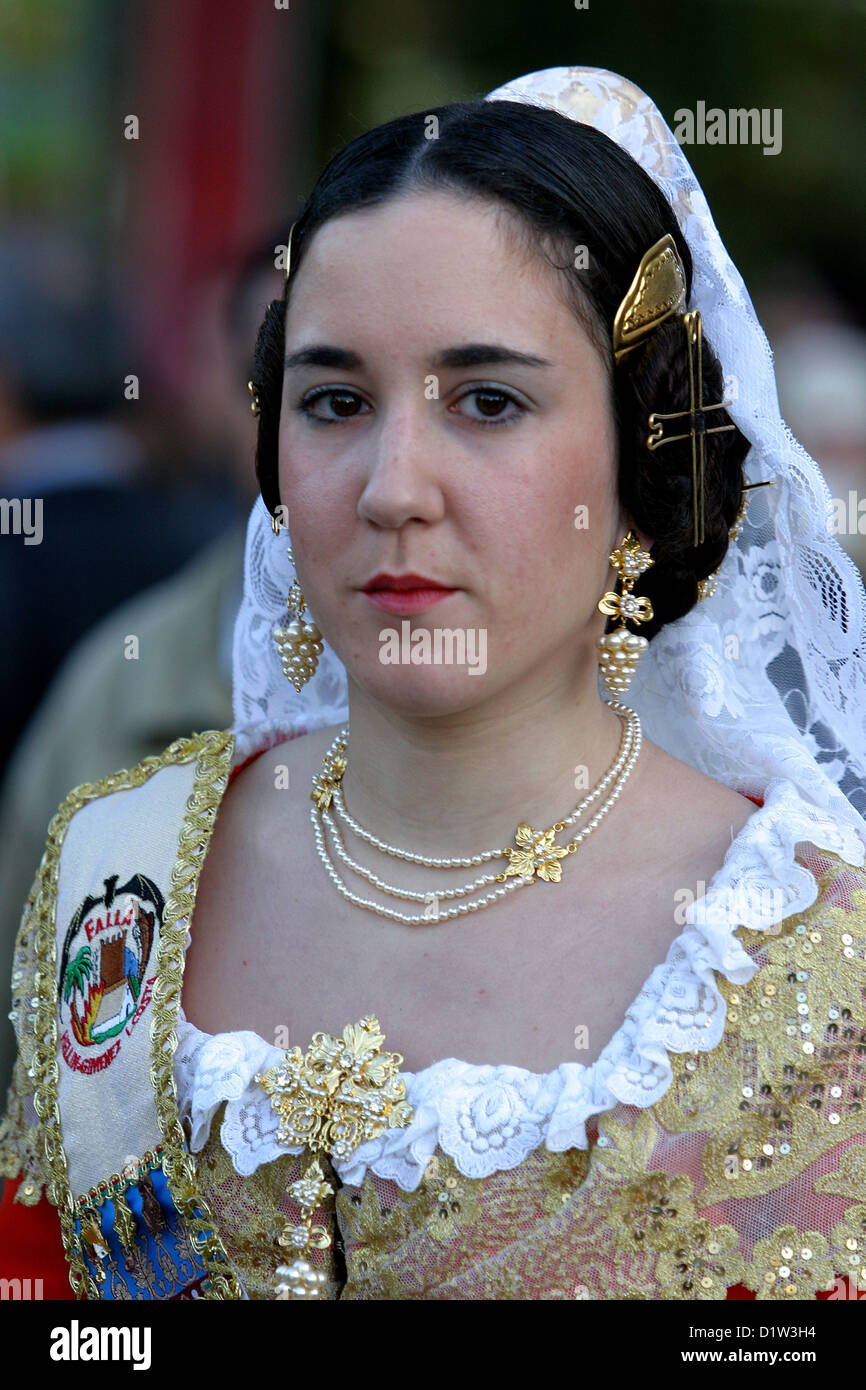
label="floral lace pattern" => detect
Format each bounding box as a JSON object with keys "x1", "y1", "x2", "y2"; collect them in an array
[{"x1": 174, "y1": 777, "x2": 865, "y2": 1193}]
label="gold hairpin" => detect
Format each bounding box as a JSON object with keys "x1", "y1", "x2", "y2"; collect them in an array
[
  {"x1": 285, "y1": 221, "x2": 295, "y2": 281},
  {"x1": 646, "y1": 310, "x2": 736, "y2": 547},
  {"x1": 612, "y1": 234, "x2": 687, "y2": 366}
]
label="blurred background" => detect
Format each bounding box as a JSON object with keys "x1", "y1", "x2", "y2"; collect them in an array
[{"x1": 0, "y1": 0, "x2": 863, "y2": 1091}]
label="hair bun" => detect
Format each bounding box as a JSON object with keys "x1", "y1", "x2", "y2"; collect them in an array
[{"x1": 615, "y1": 316, "x2": 749, "y2": 639}]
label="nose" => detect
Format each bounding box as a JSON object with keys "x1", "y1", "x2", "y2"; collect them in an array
[{"x1": 357, "y1": 396, "x2": 446, "y2": 530}]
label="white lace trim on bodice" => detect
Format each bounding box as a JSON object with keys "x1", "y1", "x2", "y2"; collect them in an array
[{"x1": 173, "y1": 777, "x2": 864, "y2": 1191}]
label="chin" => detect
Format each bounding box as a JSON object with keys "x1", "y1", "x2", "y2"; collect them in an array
[{"x1": 351, "y1": 665, "x2": 492, "y2": 716}]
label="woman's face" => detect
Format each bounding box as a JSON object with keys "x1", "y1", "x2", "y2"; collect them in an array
[{"x1": 278, "y1": 189, "x2": 633, "y2": 715}]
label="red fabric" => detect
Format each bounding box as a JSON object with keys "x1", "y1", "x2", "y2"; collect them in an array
[
  {"x1": 228, "y1": 746, "x2": 269, "y2": 785},
  {"x1": 0, "y1": 1175, "x2": 71, "y2": 1298}
]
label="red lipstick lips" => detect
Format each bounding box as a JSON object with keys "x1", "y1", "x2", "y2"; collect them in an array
[
  {"x1": 361, "y1": 573, "x2": 458, "y2": 614},
  {"x1": 363, "y1": 572, "x2": 451, "y2": 591}
]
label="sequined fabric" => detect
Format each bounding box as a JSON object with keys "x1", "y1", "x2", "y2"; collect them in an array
[{"x1": 187, "y1": 845, "x2": 866, "y2": 1300}]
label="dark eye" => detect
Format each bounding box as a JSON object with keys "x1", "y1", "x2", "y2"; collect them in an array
[
  {"x1": 297, "y1": 387, "x2": 370, "y2": 422},
  {"x1": 454, "y1": 388, "x2": 527, "y2": 427},
  {"x1": 296, "y1": 383, "x2": 527, "y2": 428}
]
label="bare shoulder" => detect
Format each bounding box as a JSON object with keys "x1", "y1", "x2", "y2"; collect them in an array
[
  {"x1": 197, "y1": 723, "x2": 345, "y2": 878},
  {"x1": 632, "y1": 738, "x2": 758, "y2": 865},
  {"x1": 237, "y1": 723, "x2": 346, "y2": 821},
  {"x1": 184, "y1": 723, "x2": 347, "y2": 1029}
]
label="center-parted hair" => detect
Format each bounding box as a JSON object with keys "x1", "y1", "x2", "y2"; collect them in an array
[{"x1": 251, "y1": 98, "x2": 749, "y2": 640}]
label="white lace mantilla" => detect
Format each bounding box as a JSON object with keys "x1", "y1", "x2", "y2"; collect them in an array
[{"x1": 174, "y1": 778, "x2": 864, "y2": 1192}]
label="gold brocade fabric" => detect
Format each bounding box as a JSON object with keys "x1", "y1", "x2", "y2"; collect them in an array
[
  {"x1": 0, "y1": 874, "x2": 50, "y2": 1206},
  {"x1": 190, "y1": 846, "x2": 866, "y2": 1301},
  {"x1": 191, "y1": 1107, "x2": 342, "y2": 1300}
]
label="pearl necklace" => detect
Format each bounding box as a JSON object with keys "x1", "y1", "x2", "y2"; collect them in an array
[{"x1": 308, "y1": 700, "x2": 642, "y2": 925}]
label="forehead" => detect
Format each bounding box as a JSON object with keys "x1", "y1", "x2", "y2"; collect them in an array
[{"x1": 287, "y1": 191, "x2": 597, "y2": 361}]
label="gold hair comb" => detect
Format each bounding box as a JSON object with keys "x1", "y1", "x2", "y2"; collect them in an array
[{"x1": 612, "y1": 234, "x2": 686, "y2": 366}]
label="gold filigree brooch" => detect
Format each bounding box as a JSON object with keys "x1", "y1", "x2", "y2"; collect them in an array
[{"x1": 255, "y1": 1014, "x2": 412, "y2": 1299}]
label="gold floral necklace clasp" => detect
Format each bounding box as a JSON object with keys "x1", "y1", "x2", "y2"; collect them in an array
[{"x1": 496, "y1": 822, "x2": 570, "y2": 884}]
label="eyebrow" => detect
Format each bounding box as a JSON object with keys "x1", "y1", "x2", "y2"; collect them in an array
[{"x1": 283, "y1": 343, "x2": 553, "y2": 371}]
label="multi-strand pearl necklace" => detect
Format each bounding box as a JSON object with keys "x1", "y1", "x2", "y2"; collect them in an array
[{"x1": 308, "y1": 700, "x2": 642, "y2": 925}]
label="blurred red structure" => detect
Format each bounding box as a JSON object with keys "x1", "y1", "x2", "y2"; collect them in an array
[{"x1": 121, "y1": 0, "x2": 316, "y2": 403}]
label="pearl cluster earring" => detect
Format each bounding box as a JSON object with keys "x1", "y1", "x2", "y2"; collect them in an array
[{"x1": 273, "y1": 547, "x2": 324, "y2": 692}]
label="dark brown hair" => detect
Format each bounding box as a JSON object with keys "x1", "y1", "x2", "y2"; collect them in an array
[{"x1": 251, "y1": 98, "x2": 749, "y2": 638}]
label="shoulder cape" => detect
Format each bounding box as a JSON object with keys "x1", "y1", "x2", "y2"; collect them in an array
[{"x1": 0, "y1": 729, "x2": 242, "y2": 1300}]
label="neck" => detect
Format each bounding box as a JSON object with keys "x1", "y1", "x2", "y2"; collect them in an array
[{"x1": 335, "y1": 663, "x2": 633, "y2": 870}]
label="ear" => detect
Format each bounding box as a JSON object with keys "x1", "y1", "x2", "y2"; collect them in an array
[{"x1": 629, "y1": 522, "x2": 655, "y2": 552}]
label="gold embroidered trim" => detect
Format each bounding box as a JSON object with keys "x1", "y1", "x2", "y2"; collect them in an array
[
  {"x1": 328, "y1": 850, "x2": 866, "y2": 1301},
  {"x1": 191, "y1": 1113, "x2": 342, "y2": 1299},
  {"x1": 0, "y1": 873, "x2": 50, "y2": 1202},
  {"x1": 591, "y1": 1109, "x2": 858, "y2": 1299},
  {"x1": 74, "y1": 1145, "x2": 165, "y2": 1211},
  {"x1": 149, "y1": 731, "x2": 241, "y2": 1300},
  {"x1": 19, "y1": 784, "x2": 861, "y2": 1302},
  {"x1": 25, "y1": 730, "x2": 242, "y2": 1300}
]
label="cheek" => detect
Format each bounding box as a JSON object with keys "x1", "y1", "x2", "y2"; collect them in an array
[
  {"x1": 514, "y1": 427, "x2": 616, "y2": 580},
  {"x1": 277, "y1": 445, "x2": 355, "y2": 548},
  {"x1": 483, "y1": 453, "x2": 614, "y2": 651}
]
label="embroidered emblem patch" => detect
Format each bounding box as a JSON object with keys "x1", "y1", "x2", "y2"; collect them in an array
[{"x1": 58, "y1": 873, "x2": 165, "y2": 1073}]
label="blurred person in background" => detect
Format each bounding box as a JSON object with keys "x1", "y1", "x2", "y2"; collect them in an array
[
  {"x1": 0, "y1": 224, "x2": 241, "y2": 777},
  {"x1": 0, "y1": 229, "x2": 284, "y2": 1096}
]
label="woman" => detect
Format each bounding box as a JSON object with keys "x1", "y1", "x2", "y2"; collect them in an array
[{"x1": 2, "y1": 67, "x2": 865, "y2": 1302}]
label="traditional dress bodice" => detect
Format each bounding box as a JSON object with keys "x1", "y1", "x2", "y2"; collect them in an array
[
  {"x1": 2, "y1": 730, "x2": 865, "y2": 1300},
  {"x1": 174, "y1": 810, "x2": 866, "y2": 1299}
]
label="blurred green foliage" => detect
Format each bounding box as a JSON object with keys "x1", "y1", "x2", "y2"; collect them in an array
[
  {"x1": 1, "y1": 0, "x2": 861, "y2": 316},
  {"x1": 0, "y1": 0, "x2": 119, "y2": 233},
  {"x1": 311, "y1": 0, "x2": 865, "y2": 317}
]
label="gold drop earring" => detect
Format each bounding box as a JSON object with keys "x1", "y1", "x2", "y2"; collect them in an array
[
  {"x1": 596, "y1": 530, "x2": 655, "y2": 698},
  {"x1": 273, "y1": 548, "x2": 324, "y2": 691}
]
